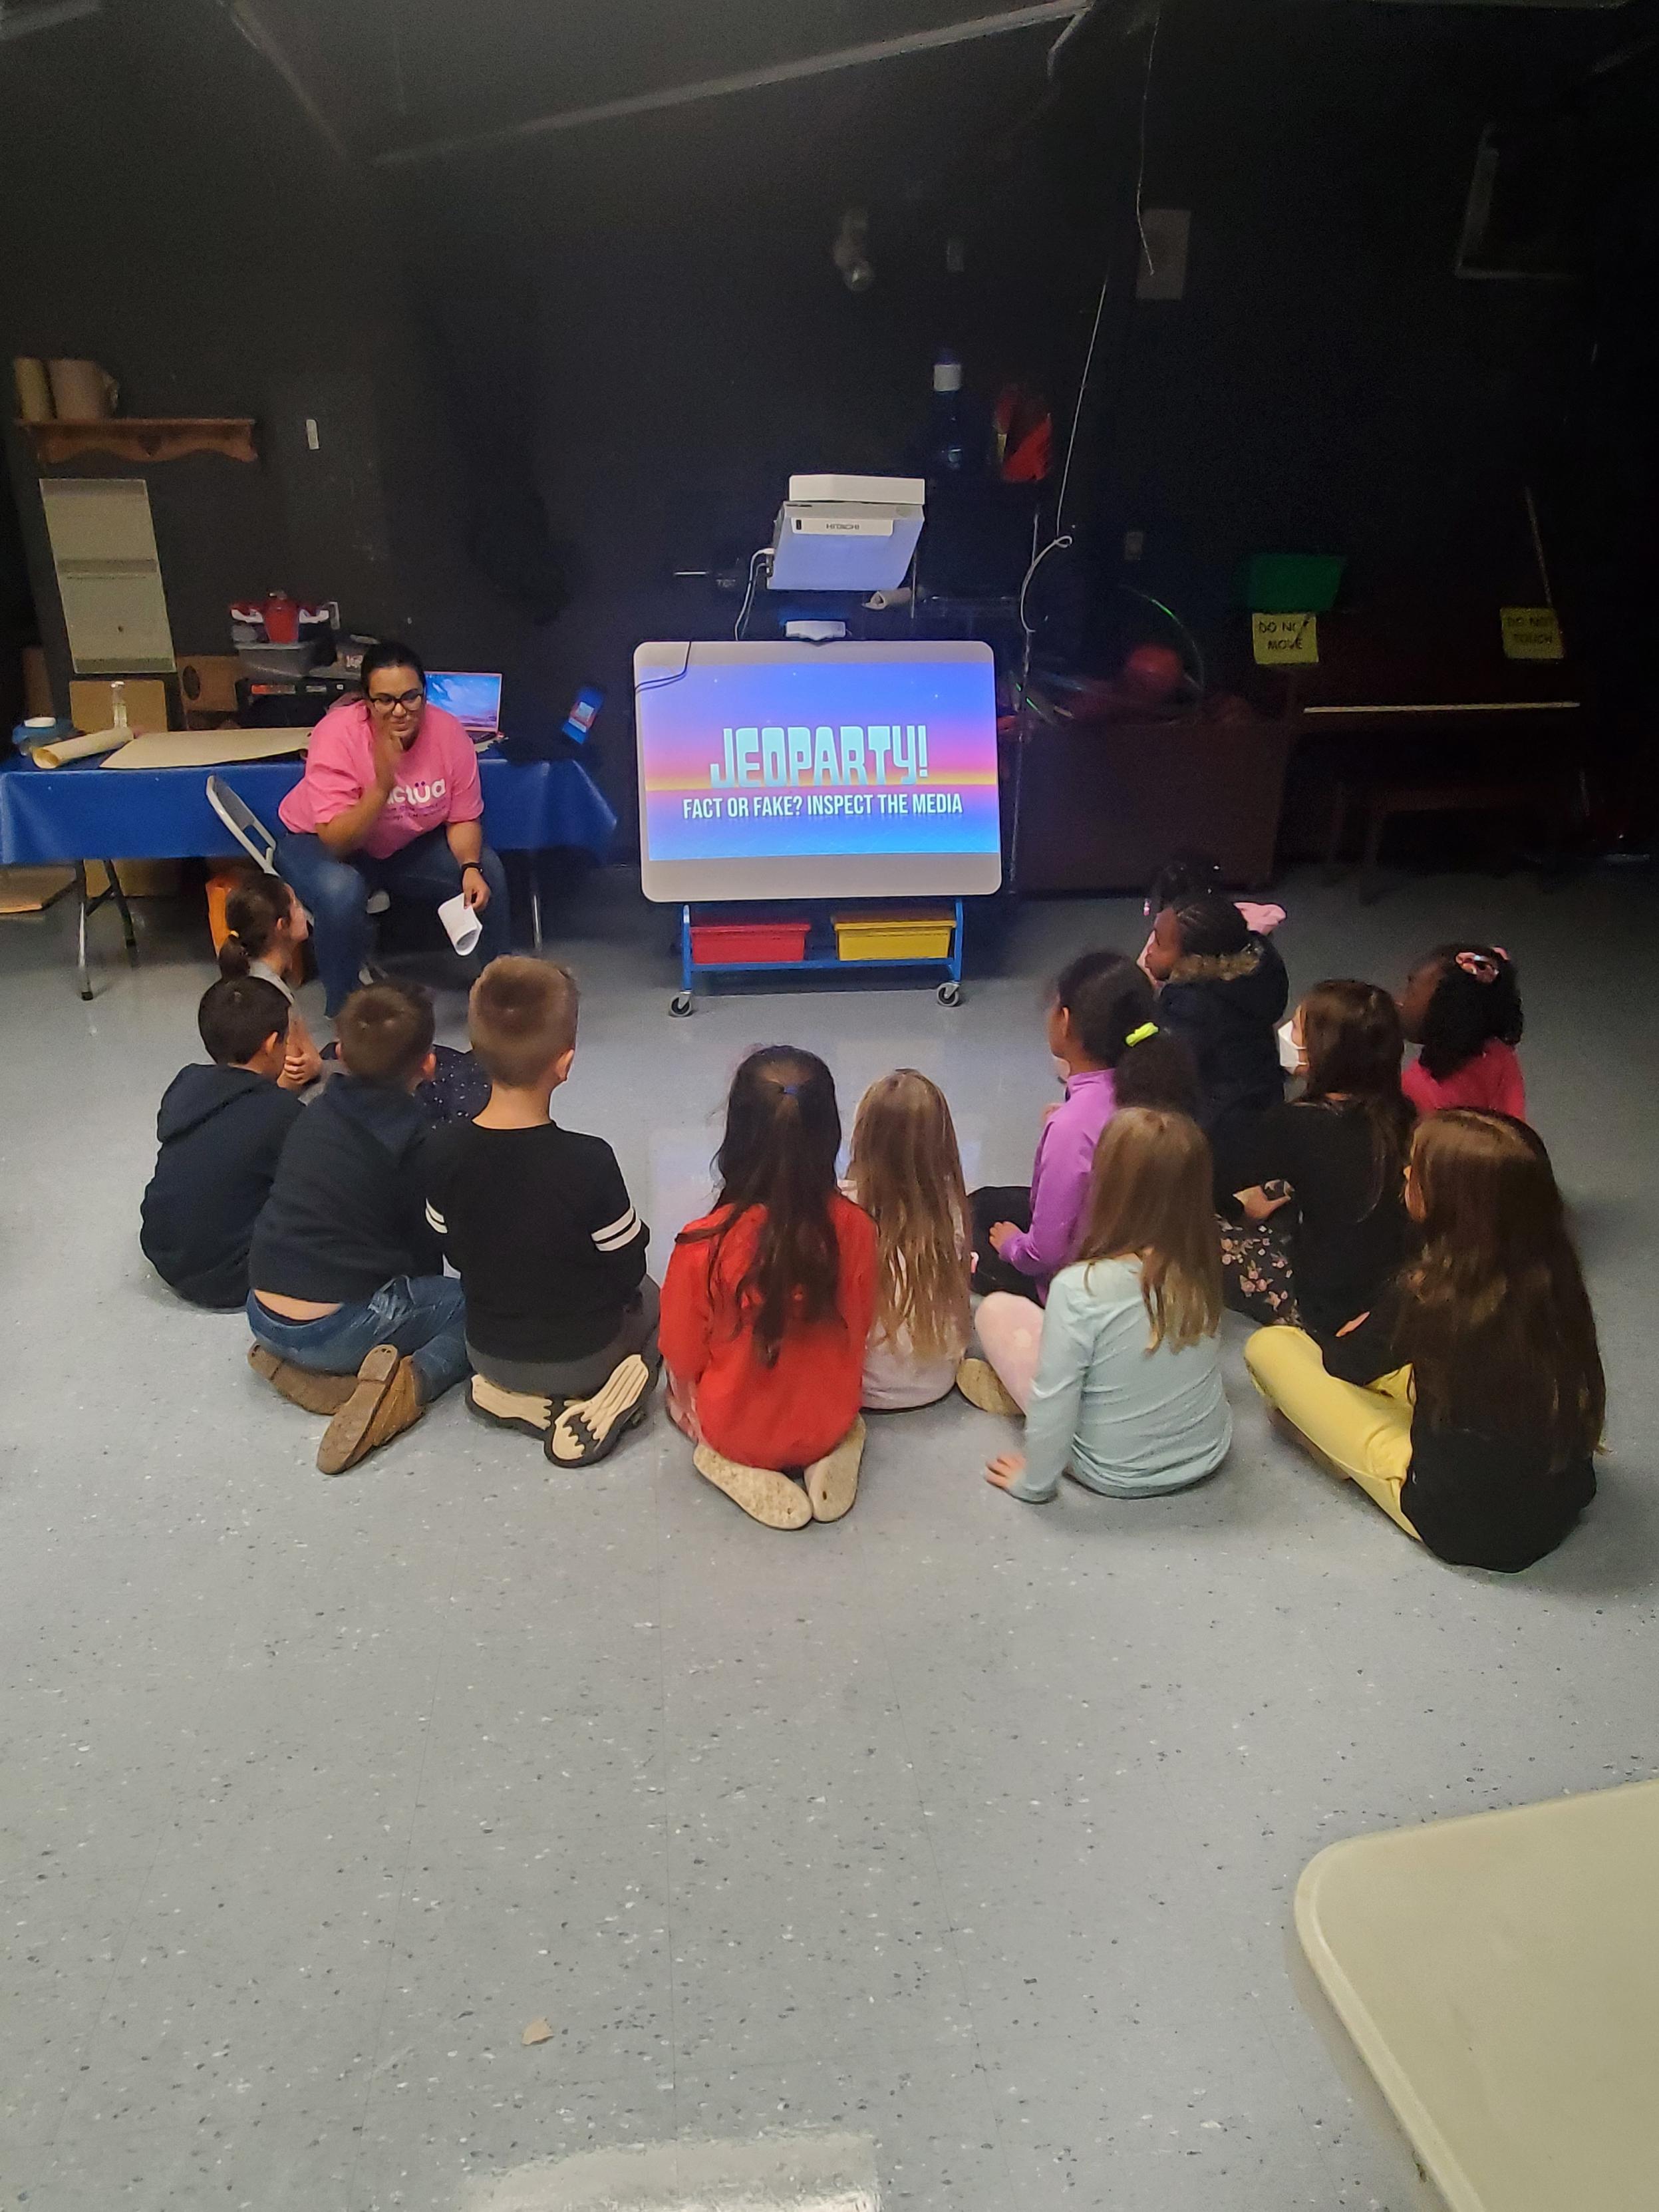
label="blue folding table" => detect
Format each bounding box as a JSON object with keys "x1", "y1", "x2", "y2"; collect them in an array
[{"x1": 0, "y1": 749, "x2": 616, "y2": 997}]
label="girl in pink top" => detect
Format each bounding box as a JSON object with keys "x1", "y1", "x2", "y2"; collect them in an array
[{"x1": 1398, "y1": 944, "x2": 1527, "y2": 1120}]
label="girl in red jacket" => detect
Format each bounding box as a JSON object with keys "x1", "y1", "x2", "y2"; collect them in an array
[
  {"x1": 1397, "y1": 943, "x2": 1526, "y2": 1120},
  {"x1": 662, "y1": 1047, "x2": 876, "y2": 1530}
]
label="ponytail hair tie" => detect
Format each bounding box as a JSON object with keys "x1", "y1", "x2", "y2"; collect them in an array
[
  {"x1": 779, "y1": 1080, "x2": 801, "y2": 1098},
  {"x1": 1124, "y1": 1021, "x2": 1158, "y2": 1047},
  {"x1": 1454, "y1": 951, "x2": 1500, "y2": 984}
]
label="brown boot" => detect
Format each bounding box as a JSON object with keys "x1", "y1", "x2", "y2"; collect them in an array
[
  {"x1": 805, "y1": 1418, "x2": 865, "y2": 1523},
  {"x1": 248, "y1": 1343, "x2": 355, "y2": 1415},
  {"x1": 316, "y1": 1346, "x2": 424, "y2": 1476},
  {"x1": 1267, "y1": 1404, "x2": 1352, "y2": 1485}
]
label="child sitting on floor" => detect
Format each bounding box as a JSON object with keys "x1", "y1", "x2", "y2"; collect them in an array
[
  {"x1": 971, "y1": 950, "x2": 1198, "y2": 1303},
  {"x1": 843, "y1": 1069, "x2": 972, "y2": 1410},
  {"x1": 140, "y1": 976, "x2": 303, "y2": 1311},
  {"x1": 217, "y1": 873, "x2": 324, "y2": 1090},
  {"x1": 1211, "y1": 979, "x2": 1413, "y2": 1334},
  {"x1": 967, "y1": 1107, "x2": 1232, "y2": 1503},
  {"x1": 246, "y1": 980, "x2": 467, "y2": 1475},
  {"x1": 1397, "y1": 943, "x2": 1526, "y2": 1120},
  {"x1": 1138, "y1": 850, "x2": 1286, "y2": 981},
  {"x1": 424, "y1": 957, "x2": 655, "y2": 1466},
  {"x1": 1245, "y1": 1110, "x2": 1599, "y2": 1571},
  {"x1": 1143, "y1": 889, "x2": 1288, "y2": 1142},
  {"x1": 661, "y1": 1047, "x2": 876, "y2": 1530}
]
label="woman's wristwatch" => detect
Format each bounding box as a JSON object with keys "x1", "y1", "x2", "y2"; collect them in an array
[{"x1": 462, "y1": 862, "x2": 484, "y2": 879}]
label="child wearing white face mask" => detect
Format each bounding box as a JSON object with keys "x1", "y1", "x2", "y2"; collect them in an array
[{"x1": 1210, "y1": 980, "x2": 1414, "y2": 1336}]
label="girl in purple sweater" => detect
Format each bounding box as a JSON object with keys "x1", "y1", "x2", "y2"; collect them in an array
[{"x1": 967, "y1": 951, "x2": 1197, "y2": 1304}]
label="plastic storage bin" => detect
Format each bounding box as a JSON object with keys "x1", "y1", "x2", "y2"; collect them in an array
[
  {"x1": 833, "y1": 911, "x2": 957, "y2": 962},
  {"x1": 1239, "y1": 553, "x2": 1346, "y2": 613},
  {"x1": 689, "y1": 917, "x2": 811, "y2": 966}
]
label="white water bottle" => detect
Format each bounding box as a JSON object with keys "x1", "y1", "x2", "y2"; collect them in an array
[{"x1": 110, "y1": 679, "x2": 128, "y2": 738}]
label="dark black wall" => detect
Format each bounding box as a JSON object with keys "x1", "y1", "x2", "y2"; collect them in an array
[
  {"x1": 2, "y1": 0, "x2": 1648, "y2": 827},
  {"x1": 0, "y1": 2, "x2": 462, "y2": 675}
]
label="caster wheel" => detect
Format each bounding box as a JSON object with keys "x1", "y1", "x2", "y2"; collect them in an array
[
  {"x1": 669, "y1": 991, "x2": 694, "y2": 1017},
  {"x1": 937, "y1": 981, "x2": 961, "y2": 1007}
]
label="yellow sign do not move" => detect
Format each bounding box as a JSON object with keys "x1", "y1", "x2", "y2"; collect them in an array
[{"x1": 1251, "y1": 612, "x2": 1319, "y2": 666}]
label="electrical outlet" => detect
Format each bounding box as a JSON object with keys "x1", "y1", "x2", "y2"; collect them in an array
[
  {"x1": 305, "y1": 416, "x2": 320, "y2": 451},
  {"x1": 1124, "y1": 529, "x2": 1145, "y2": 563}
]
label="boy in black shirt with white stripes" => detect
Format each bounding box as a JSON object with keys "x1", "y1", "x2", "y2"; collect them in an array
[{"x1": 424, "y1": 957, "x2": 656, "y2": 1464}]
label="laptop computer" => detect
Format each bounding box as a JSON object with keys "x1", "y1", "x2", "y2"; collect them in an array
[{"x1": 426, "y1": 671, "x2": 504, "y2": 744}]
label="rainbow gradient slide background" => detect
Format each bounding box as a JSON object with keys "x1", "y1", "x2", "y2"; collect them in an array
[{"x1": 638, "y1": 654, "x2": 999, "y2": 861}]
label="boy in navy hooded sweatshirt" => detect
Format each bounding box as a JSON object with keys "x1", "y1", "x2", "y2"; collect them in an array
[
  {"x1": 247, "y1": 980, "x2": 466, "y2": 1475},
  {"x1": 141, "y1": 977, "x2": 302, "y2": 1311}
]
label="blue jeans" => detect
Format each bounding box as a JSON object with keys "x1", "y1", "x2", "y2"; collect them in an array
[
  {"x1": 247, "y1": 1275, "x2": 470, "y2": 1403},
  {"x1": 276, "y1": 827, "x2": 512, "y2": 1015}
]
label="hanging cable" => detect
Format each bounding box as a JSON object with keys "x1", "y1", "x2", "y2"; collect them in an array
[
  {"x1": 733, "y1": 546, "x2": 770, "y2": 641},
  {"x1": 1008, "y1": 5, "x2": 1163, "y2": 898},
  {"x1": 1131, "y1": 3, "x2": 1160, "y2": 288},
  {"x1": 1018, "y1": 0, "x2": 1163, "y2": 661}
]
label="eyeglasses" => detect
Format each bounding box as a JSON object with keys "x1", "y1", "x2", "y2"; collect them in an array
[{"x1": 368, "y1": 687, "x2": 425, "y2": 713}]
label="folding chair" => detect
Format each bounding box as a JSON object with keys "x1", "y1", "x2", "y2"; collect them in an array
[{"x1": 206, "y1": 774, "x2": 390, "y2": 911}]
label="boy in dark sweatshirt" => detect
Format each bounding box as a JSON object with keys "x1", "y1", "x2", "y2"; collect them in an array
[
  {"x1": 140, "y1": 977, "x2": 303, "y2": 1309},
  {"x1": 247, "y1": 980, "x2": 466, "y2": 1475}
]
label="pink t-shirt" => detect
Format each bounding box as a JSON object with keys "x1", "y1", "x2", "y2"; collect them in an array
[
  {"x1": 278, "y1": 697, "x2": 483, "y2": 860},
  {"x1": 1402, "y1": 1039, "x2": 1527, "y2": 1122}
]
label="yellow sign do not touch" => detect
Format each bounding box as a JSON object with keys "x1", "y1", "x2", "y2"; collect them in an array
[
  {"x1": 1501, "y1": 606, "x2": 1565, "y2": 661},
  {"x1": 1251, "y1": 611, "x2": 1319, "y2": 666}
]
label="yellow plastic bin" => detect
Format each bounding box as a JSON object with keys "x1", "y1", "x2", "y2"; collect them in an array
[{"x1": 833, "y1": 911, "x2": 956, "y2": 962}]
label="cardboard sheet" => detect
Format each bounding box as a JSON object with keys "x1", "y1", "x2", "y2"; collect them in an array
[{"x1": 100, "y1": 726, "x2": 314, "y2": 770}]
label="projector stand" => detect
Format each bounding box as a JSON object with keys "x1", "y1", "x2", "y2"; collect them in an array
[{"x1": 669, "y1": 899, "x2": 965, "y2": 1016}]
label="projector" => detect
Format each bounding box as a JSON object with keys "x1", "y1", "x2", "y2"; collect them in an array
[{"x1": 768, "y1": 472, "x2": 925, "y2": 593}]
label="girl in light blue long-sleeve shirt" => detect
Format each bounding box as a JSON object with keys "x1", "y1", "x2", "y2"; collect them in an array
[{"x1": 976, "y1": 1108, "x2": 1232, "y2": 1503}]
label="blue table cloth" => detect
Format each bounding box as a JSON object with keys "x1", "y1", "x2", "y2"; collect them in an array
[{"x1": 0, "y1": 748, "x2": 616, "y2": 868}]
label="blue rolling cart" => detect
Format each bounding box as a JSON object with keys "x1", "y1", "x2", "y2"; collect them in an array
[{"x1": 670, "y1": 898, "x2": 966, "y2": 1015}]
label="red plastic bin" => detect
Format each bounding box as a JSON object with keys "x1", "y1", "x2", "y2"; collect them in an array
[{"x1": 690, "y1": 918, "x2": 811, "y2": 966}]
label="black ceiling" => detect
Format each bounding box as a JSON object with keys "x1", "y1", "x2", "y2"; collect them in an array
[{"x1": 227, "y1": 0, "x2": 1114, "y2": 170}]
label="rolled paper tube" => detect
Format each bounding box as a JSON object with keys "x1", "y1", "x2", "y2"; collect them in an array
[
  {"x1": 32, "y1": 724, "x2": 135, "y2": 769},
  {"x1": 13, "y1": 357, "x2": 54, "y2": 422}
]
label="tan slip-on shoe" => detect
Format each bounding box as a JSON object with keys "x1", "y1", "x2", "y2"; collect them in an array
[
  {"x1": 805, "y1": 1417, "x2": 865, "y2": 1523},
  {"x1": 317, "y1": 1346, "x2": 424, "y2": 1476},
  {"x1": 955, "y1": 1357, "x2": 1022, "y2": 1417},
  {"x1": 692, "y1": 1445, "x2": 812, "y2": 1530},
  {"x1": 248, "y1": 1343, "x2": 355, "y2": 1415},
  {"x1": 545, "y1": 1355, "x2": 653, "y2": 1467}
]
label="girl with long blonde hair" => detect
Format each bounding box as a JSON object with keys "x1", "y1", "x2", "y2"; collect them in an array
[
  {"x1": 844, "y1": 1070, "x2": 972, "y2": 1409},
  {"x1": 970, "y1": 1107, "x2": 1232, "y2": 1503}
]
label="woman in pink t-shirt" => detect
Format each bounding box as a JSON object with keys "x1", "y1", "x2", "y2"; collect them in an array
[
  {"x1": 275, "y1": 640, "x2": 510, "y2": 1012},
  {"x1": 1398, "y1": 943, "x2": 1527, "y2": 1120}
]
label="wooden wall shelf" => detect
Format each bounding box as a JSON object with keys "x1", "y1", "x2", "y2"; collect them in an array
[{"x1": 19, "y1": 418, "x2": 258, "y2": 466}]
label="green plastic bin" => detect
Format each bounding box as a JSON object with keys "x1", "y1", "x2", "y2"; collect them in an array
[{"x1": 1240, "y1": 553, "x2": 1346, "y2": 613}]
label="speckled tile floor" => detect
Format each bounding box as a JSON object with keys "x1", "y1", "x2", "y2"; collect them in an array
[{"x1": 3, "y1": 862, "x2": 1656, "y2": 2210}]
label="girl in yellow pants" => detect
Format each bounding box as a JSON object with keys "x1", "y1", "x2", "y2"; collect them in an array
[{"x1": 1244, "y1": 1326, "x2": 1421, "y2": 1540}]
